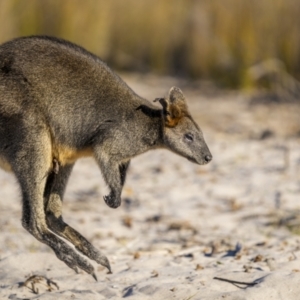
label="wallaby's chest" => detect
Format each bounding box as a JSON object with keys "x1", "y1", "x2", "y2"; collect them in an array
[{"x1": 51, "y1": 142, "x2": 93, "y2": 166}]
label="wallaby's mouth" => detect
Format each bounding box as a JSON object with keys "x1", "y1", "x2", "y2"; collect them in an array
[
  {"x1": 187, "y1": 154, "x2": 212, "y2": 165},
  {"x1": 187, "y1": 156, "x2": 197, "y2": 164}
]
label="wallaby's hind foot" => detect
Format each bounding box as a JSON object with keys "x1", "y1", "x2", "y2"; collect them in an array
[
  {"x1": 46, "y1": 211, "x2": 112, "y2": 274},
  {"x1": 44, "y1": 164, "x2": 112, "y2": 275},
  {"x1": 42, "y1": 232, "x2": 96, "y2": 277},
  {"x1": 23, "y1": 219, "x2": 97, "y2": 278},
  {"x1": 66, "y1": 227, "x2": 112, "y2": 274}
]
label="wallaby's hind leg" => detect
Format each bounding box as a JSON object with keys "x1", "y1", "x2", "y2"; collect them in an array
[
  {"x1": 12, "y1": 132, "x2": 96, "y2": 278},
  {"x1": 44, "y1": 164, "x2": 111, "y2": 274}
]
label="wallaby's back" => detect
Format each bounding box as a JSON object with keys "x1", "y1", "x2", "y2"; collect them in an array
[{"x1": 0, "y1": 36, "x2": 144, "y2": 148}]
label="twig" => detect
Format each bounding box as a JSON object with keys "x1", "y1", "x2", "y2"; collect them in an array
[
  {"x1": 213, "y1": 276, "x2": 259, "y2": 288},
  {"x1": 20, "y1": 275, "x2": 59, "y2": 294}
]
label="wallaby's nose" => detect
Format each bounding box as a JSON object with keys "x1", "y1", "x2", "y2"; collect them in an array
[{"x1": 205, "y1": 154, "x2": 212, "y2": 162}]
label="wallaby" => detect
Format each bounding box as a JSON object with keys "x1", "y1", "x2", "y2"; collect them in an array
[{"x1": 0, "y1": 36, "x2": 212, "y2": 280}]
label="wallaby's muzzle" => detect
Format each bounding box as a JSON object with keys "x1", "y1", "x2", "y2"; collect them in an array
[
  {"x1": 205, "y1": 154, "x2": 213, "y2": 162},
  {"x1": 186, "y1": 144, "x2": 213, "y2": 165}
]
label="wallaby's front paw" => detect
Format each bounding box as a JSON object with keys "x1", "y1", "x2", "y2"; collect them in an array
[{"x1": 104, "y1": 193, "x2": 121, "y2": 208}]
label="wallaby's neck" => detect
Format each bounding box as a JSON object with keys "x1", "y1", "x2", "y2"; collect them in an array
[{"x1": 128, "y1": 96, "x2": 165, "y2": 153}]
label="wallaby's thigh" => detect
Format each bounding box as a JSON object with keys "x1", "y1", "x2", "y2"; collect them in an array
[{"x1": 9, "y1": 123, "x2": 52, "y2": 232}]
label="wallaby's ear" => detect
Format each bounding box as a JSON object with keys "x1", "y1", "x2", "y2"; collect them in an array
[{"x1": 154, "y1": 87, "x2": 189, "y2": 127}]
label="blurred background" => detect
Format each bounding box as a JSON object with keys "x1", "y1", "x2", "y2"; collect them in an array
[{"x1": 1, "y1": 0, "x2": 300, "y2": 90}]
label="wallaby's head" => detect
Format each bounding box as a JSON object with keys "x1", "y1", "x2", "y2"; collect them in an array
[{"x1": 155, "y1": 87, "x2": 212, "y2": 165}]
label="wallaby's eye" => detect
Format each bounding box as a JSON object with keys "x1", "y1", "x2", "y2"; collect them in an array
[{"x1": 184, "y1": 133, "x2": 194, "y2": 142}]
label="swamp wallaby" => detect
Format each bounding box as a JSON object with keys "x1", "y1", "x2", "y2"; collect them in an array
[{"x1": 0, "y1": 36, "x2": 212, "y2": 279}]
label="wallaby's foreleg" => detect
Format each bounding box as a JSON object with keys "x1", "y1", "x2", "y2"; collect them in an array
[
  {"x1": 12, "y1": 136, "x2": 96, "y2": 278},
  {"x1": 44, "y1": 164, "x2": 111, "y2": 274},
  {"x1": 96, "y1": 156, "x2": 130, "y2": 208}
]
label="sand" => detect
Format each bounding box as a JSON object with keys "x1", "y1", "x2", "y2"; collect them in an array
[{"x1": 0, "y1": 74, "x2": 300, "y2": 299}]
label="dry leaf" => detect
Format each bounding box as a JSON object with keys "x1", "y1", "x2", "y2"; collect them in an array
[
  {"x1": 151, "y1": 270, "x2": 159, "y2": 277},
  {"x1": 122, "y1": 216, "x2": 132, "y2": 228},
  {"x1": 253, "y1": 254, "x2": 263, "y2": 262}
]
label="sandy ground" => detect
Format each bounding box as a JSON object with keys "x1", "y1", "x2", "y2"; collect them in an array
[{"x1": 0, "y1": 74, "x2": 300, "y2": 299}]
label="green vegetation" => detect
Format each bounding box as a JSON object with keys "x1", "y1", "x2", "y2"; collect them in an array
[{"x1": 0, "y1": 0, "x2": 299, "y2": 88}]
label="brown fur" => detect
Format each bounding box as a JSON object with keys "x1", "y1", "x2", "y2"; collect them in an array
[
  {"x1": 0, "y1": 155, "x2": 11, "y2": 172},
  {"x1": 52, "y1": 143, "x2": 93, "y2": 166},
  {"x1": 165, "y1": 103, "x2": 190, "y2": 128}
]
